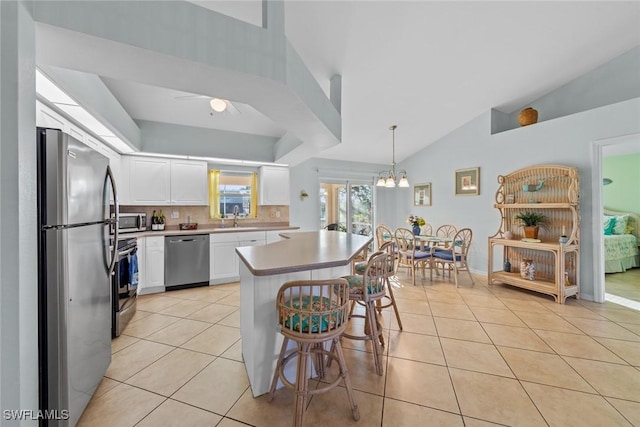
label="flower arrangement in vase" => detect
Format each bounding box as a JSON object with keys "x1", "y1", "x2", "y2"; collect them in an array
[{"x1": 406, "y1": 215, "x2": 426, "y2": 235}]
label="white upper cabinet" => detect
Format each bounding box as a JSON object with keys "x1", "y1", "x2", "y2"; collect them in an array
[
  {"x1": 259, "y1": 166, "x2": 290, "y2": 205},
  {"x1": 127, "y1": 157, "x2": 172, "y2": 205},
  {"x1": 122, "y1": 156, "x2": 208, "y2": 206},
  {"x1": 170, "y1": 159, "x2": 208, "y2": 205}
]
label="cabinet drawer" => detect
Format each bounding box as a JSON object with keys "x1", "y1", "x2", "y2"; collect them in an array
[
  {"x1": 146, "y1": 236, "x2": 164, "y2": 248},
  {"x1": 210, "y1": 231, "x2": 266, "y2": 243}
]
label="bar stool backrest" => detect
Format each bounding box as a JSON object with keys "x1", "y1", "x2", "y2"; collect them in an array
[
  {"x1": 361, "y1": 252, "x2": 389, "y2": 301},
  {"x1": 275, "y1": 278, "x2": 350, "y2": 343}
]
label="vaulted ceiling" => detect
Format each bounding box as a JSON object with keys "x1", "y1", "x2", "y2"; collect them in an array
[{"x1": 37, "y1": 1, "x2": 640, "y2": 165}]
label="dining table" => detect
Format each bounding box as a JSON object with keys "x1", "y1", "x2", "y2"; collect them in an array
[
  {"x1": 414, "y1": 235, "x2": 453, "y2": 251},
  {"x1": 383, "y1": 232, "x2": 453, "y2": 252}
]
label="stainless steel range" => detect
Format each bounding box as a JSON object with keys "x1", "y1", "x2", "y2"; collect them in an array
[{"x1": 112, "y1": 237, "x2": 138, "y2": 337}]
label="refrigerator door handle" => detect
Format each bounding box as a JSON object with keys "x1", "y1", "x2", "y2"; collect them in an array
[{"x1": 106, "y1": 165, "x2": 118, "y2": 275}]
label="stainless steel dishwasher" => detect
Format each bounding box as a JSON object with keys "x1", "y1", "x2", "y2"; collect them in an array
[{"x1": 165, "y1": 234, "x2": 210, "y2": 290}]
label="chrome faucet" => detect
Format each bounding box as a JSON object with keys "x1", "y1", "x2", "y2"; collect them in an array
[{"x1": 233, "y1": 205, "x2": 239, "y2": 227}]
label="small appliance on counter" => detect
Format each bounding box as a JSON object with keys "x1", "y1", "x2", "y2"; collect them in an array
[{"x1": 114, "y1": 212, "x2": 147, "y2": 233}]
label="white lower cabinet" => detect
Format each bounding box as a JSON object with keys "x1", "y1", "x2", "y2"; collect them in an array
[
  {"x1": 137, "y1": 230, "x2": 288, "y2": 290},
  {"x1": 210, "y1": 231, "x2": 265, "y2": 285},
  {"x1": 210, "y1": 238, "x2": 239, "y2": 284},
  {"x1": 144, "y1": 236, "x2": 165, "y2": 293}
]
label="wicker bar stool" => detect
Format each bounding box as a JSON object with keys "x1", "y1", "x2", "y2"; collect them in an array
[
  {"x1": 340, "y1": 251, "x2": 389, "y2": 375},
  {"x1": 353, "y1": 241, "x2": 403, "y2": 330},
  {"x1": 268, "y1": 278, "x2": 359, "y2": 427}
]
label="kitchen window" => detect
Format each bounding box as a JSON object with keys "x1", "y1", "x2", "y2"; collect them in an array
[{"x1": 209, "y1": 170, "x2": 258, "y2": 219}]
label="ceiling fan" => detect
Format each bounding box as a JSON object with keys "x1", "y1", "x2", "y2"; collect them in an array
[{"x1": 174, "y1": 94, "x2": 241, "y2": 115}]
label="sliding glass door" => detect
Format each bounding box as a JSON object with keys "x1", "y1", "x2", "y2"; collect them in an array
[{"x1": 319, "y1": 180, "x2": 373, "y2": 238}]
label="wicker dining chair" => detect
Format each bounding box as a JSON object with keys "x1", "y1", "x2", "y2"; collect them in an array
[
  {"x1": 430, "y1": 227, "x2": 475, "y2": 287},
  {"x1": 395, "y1": 227, "x2": 431, "y2": 286},
  {"x1": 268, "y1": 278, "x2": 359, "y2": 427},
  {"x1": 375, "y1": 224, "x2": 394, "y2": 248},
  {"x1": 421, "y1": 223, "x2": 433, "y2": 236},
  {"x1": 435, "y1": 224, "x2": 457, "y2": 241}
]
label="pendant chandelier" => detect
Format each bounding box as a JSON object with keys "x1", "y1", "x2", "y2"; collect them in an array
[{"x1": 376, "y1": 125, "x2": 409, "y2": 188}]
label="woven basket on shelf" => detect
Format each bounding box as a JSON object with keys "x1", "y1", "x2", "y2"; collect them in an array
[{"x1": 518, "y1": 107, "x2": 538, "y2": 126}]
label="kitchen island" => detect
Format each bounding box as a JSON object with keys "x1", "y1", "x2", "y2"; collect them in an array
[{"x1": 235, "y1": 231, "x2": 372, "y2": 396}]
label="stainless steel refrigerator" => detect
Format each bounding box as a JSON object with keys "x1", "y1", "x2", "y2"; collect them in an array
[{"x1": 37, "y1": 127, "x2": 118, "y2": 426}]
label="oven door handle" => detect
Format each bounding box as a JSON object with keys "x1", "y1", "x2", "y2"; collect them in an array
[{"x1": 118, "y1": 246, "x2": 137, "y2": 258}]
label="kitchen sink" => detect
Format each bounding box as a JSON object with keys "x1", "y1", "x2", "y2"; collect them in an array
[{"x1": 211, "y1": 226, "x2": 260, "y2": 231}]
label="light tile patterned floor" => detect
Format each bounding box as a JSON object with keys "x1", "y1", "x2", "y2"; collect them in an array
[{"x1": 78, "y1": 273, "x2": 640, "y2": 427}]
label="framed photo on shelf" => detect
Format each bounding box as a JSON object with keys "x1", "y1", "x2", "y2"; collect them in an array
[
  {"x1": 455, "y1": 167, "x2": 480, "y2": 196},
  {"x1": 505, "y1": 194, "x2": 515, "y2": 204},
  {"x1": 414, "y1": 183, "x2": 431, "y2": 206}
]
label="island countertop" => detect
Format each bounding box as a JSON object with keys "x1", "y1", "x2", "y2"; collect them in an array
[{"x1": 235, "y1": 230, "x2": 372, "y2": 276}]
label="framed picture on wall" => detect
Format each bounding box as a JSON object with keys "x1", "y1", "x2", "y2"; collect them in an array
[
  {"x1": 455, "y1": 167, "x2": 480, "y2": 196},
  {"x1": 414, "y1": 183, "x2": 431, "y2": 206}
]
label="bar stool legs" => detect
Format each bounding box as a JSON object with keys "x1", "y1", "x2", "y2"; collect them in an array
[
  {"x1": 268, "y1": 278, "x2": 359, "y2": 427},
  {"x1": 268, "y1": 336, "x2": 360, "y2": 427},
  {"x1": 384, "y1": 278, "x2": 403, "y2": 330}
]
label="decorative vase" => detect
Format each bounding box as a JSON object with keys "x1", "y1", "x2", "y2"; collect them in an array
[
  {"x1": 523, "y1": 226, "x2": 539, "y2": 239},
  {"x1": 504, "y1": 259, "x2": 511, "y2": 273},
  {"x1": 504, "y1": 231, "x2": 514, "y2": 240},
  {"x1": 520, "y1": 259, "x2": 535, "y2": 280},
  {"x1": 412, "y1": 225, "x2": 421, "y2": 236},
  {"x1": 518, "y1": 107, "x2": 538, "y2": 126}
]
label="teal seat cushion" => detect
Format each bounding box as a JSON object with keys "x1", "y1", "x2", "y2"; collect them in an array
[
  {"x1": 354, "y1": 261, "x2": 394, "y2": 275},
  {"x1": 354, "y1": 261, "x2": 367, "y2": 274},
  {"x1": 282, "y1": 296, "x2": 341, "y2": 333},
  {"x1": 341, "y1": 274, "x2": 384, "y2": 296}
]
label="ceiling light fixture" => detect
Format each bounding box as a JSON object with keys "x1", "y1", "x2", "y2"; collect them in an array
[
  {"x1": 376, "y1": 125, "x2": 409, "y2": 188},
  {"x1": 209, "y1": 98, "x2": 228, "y2": 113}
]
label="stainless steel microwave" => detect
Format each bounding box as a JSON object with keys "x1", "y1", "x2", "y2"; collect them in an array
[{"x1": 113, "y1": 213, "x2": 147, "y2": 233}]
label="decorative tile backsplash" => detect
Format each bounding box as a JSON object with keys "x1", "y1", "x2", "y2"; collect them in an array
[{"x1": 120, "y1": 205, "x2": 289, "y2": 229}]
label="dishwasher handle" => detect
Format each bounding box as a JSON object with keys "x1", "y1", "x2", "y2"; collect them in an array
[{"x1": 166, "y1": 235, "x2": 207, "y2": 244}]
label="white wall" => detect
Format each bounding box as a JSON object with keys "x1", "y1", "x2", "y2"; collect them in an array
[
  {"x1": 289, "y1": 158, "x2": 389, "y2": 231},
  {"x1": 393, "y1": 97, "x2": 640, "y2": 301},
  {"x1": 0, "y1": 1, "x2": 39, "y2": 423}
]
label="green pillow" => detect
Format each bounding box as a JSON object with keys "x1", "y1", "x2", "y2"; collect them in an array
[
  {"x1": 603, "y1": 216, "x2": 615, "y2": 235},
  {"x1": 612, "y1": 215, "x2": 629, "y2": 235}
]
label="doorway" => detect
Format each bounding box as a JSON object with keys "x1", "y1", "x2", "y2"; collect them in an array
[
  {"x1": 593, "y1": 133, "x2": 640, "y2": 308},
  {"x1": 319, "y1": 180, "x2": 374, "y2": 238}
]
